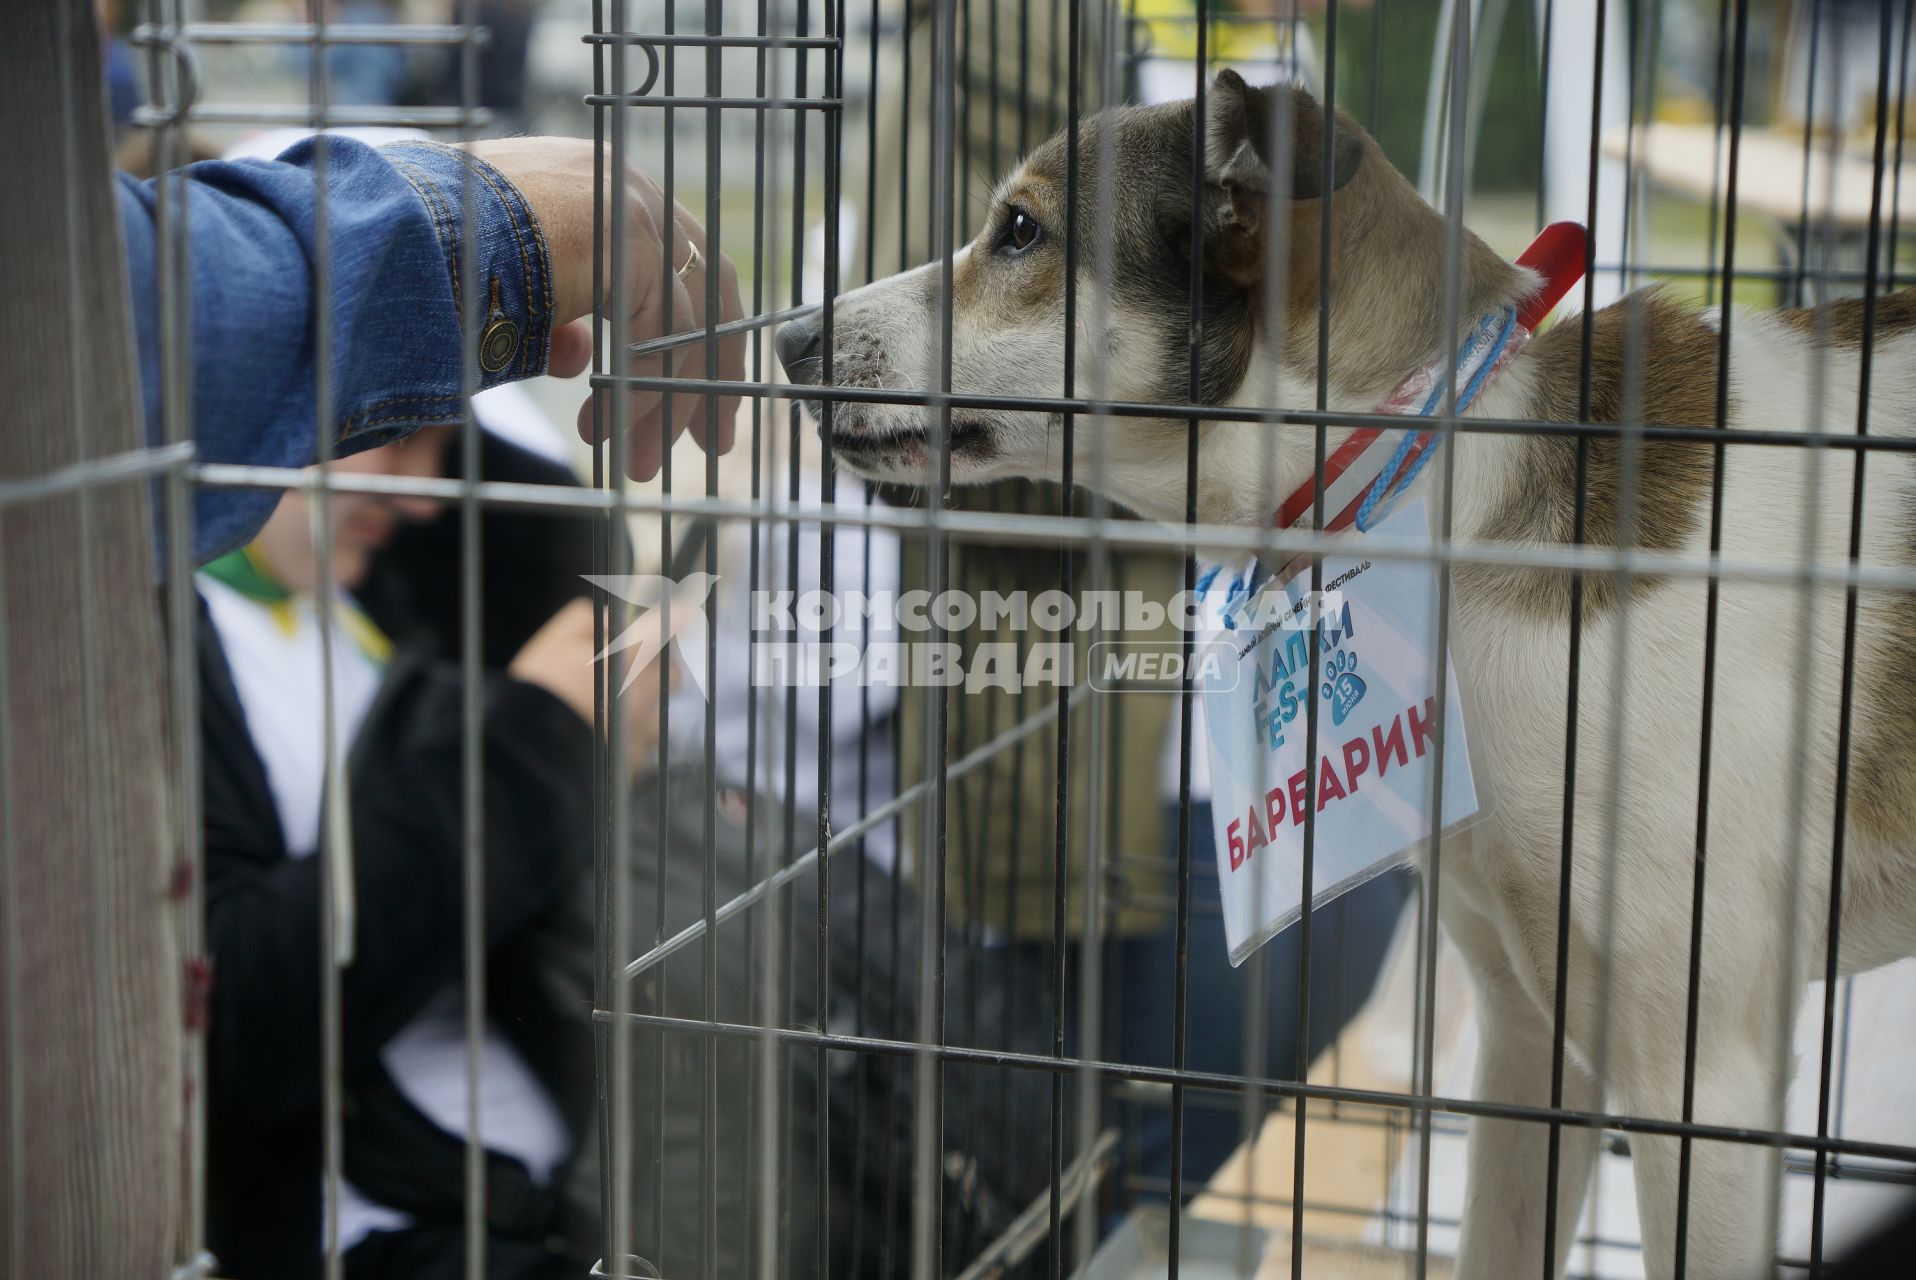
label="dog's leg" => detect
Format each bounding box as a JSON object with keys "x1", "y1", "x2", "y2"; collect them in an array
[
  {"x1": 1449, "y1": 900, "x2": 1603, "y2": 1280},
  {"x1": 1610, "y1": 1029, "x2": 1783, "y2": 1280}
]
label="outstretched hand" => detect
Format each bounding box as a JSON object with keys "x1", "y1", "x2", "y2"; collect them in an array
[{"x1": 474, "y1": 137, "x2": 746, "y2": 481}]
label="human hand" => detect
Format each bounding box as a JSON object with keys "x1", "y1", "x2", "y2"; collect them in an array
[
  {"x1": 471, "y1": 137, "x2": 745, "y2": 481},
  {"x1": 508, "y1": 597, "x2": 674, "y2": 772}
]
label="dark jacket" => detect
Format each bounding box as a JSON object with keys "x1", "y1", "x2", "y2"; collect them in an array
[
  {"x1": 200, "y1": 433, "x2": 599, "y2": 1280},
  {"x1": 199, "y1": 608, "x2": 596, "y2": 1280}
]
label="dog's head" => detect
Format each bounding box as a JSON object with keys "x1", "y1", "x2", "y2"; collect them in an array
[{"x1": 778, "y1": 73, "x2": 1526, "y2": 524}]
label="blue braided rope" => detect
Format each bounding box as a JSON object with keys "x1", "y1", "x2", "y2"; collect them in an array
[
  {"x1": 1355, "y1": 433, "x2": 1437, "y2": 531},
  {"x1": 1353, "y1": 429, "x2": 1424, "y2": 531},
  {"x1": 1450, "y1": 304, "x2": 1519, "y2": 412},
  {"x1": 1355, "y1": 305, "x2": 1518, "y2": 531}
]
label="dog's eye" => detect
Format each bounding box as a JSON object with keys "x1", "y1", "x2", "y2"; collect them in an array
[{"x1": 998, "y1": 207, "x2": 1041, "y2": 255}]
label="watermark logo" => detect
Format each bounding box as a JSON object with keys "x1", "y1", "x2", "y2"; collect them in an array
[
  {"x1": 583, "y1": 573, "x2": 721, "y2": 700},
  {"x1": 1087, "y1": 641, "x2": 1238, "y2": 693},
  {"x1": 580, "y1": 578, "x2": 1336, "y2": 696}
]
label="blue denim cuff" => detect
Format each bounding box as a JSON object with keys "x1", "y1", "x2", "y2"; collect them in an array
[{"x1": 379, "y1": 141, "x2": 554, "y2": 389}]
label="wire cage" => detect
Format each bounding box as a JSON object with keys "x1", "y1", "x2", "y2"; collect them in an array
[
  {"x1": 590, "y1": 4, "x2": 1916, "y2": 1278},
  {"x1": 11, "y1": 0, "x2": 1916, "y2": 1278}
]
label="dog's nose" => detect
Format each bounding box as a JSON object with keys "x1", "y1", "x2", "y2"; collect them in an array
[{"x1": 775, "y1": 307, "x2": 823, "y2": 383}]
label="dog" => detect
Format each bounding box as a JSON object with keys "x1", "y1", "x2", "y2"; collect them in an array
[{"x1": 776, "y1": 72, "x2": 1916, "y2": 1279}]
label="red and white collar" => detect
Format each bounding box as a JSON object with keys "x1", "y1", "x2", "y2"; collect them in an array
[{"x1": 1271, "y1": 221, "x2": 1588, "y2": 536}]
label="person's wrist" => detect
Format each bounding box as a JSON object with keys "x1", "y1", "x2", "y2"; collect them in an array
[{"x1": 463, "y1": 137, "x2": 602, "y2": 326}]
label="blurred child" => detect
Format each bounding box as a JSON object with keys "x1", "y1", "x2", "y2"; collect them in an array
[{"x1": 196, "y1": 425, "x2": 665, "y2": 1280}]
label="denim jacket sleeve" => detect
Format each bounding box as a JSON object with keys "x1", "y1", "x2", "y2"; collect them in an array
[{"x1": 116, "y1": 136, "x2": 555, "y2": 563}]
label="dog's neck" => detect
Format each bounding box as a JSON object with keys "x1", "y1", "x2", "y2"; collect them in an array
[
  {"x1": 1183, "y1": 177, "x2": 1540, "y2": 534},
  {"x1": 1172, "y1": 319, "x2": 1537, "y2": 539}
]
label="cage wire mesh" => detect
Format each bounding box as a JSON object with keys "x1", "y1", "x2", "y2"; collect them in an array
[
  {"x1": 44, "y1": 0, "x2": 1916, "y2": 1277},
  {"x1": 587, "y1": 1, "x2": 1916, "y2": 1273}
]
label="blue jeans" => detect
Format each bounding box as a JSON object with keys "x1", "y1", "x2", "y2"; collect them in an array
[{"x1": 1106, "y1": 802, "x2": 1410, "y2": 1194}]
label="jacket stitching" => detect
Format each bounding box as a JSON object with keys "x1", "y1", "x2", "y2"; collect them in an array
[
  {"x1": 413, "y1": 143, "x2": 546, "y2": 380},
  {"x1": 386, "y1": 156, "x2": 462, "y2": 319},
  {"x1": 340, "y1": 395, "x2": 464, "y2": 439},
  {"x1": 455, "y1": 152, "x2": 544, "y2": 379}
]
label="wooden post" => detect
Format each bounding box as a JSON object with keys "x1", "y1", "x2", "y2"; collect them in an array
[{"x1": 0, "y1": 0, "x2": 182, "y2": 1274}]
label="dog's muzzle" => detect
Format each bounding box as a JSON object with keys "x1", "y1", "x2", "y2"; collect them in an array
[{"x1": 774, "y1": 306, "x2": 824, "y2": 386}]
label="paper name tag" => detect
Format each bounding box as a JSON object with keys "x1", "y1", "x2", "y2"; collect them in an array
[{"x1": 1197, "y1": 498, "x2": 1480, "y2": 967}]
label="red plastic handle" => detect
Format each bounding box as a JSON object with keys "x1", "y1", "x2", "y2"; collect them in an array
[{"x1": 1513, "y1": 221, "x2": 1589, "y2": 331}]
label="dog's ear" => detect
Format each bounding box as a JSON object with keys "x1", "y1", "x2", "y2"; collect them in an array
[{"x1": 1201, "y1": 71, "x2": 1363, "y2": 281}]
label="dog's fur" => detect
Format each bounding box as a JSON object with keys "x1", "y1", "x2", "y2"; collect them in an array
[{"x1": 780, "y1": 74, "x2": 1916, "y2": 1278}]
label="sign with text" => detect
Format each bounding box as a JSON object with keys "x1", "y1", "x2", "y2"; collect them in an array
[{"x1": 1198, "y1": 499, "x2": 1480, "y2": 967}]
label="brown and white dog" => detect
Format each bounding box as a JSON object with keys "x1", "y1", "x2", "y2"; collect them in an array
[{"x1": 777, "y1": 73, "x2": 1916, "y2": 1278}]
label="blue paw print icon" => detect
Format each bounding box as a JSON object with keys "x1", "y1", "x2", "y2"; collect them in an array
[{"x1": 1320, "y1": 650, "x2": 1367, "y2": 726}]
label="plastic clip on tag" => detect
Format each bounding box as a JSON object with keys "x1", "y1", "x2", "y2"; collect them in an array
[{"x1": 1194, "y1": 223, "x2": 1586, "y2": 967}]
